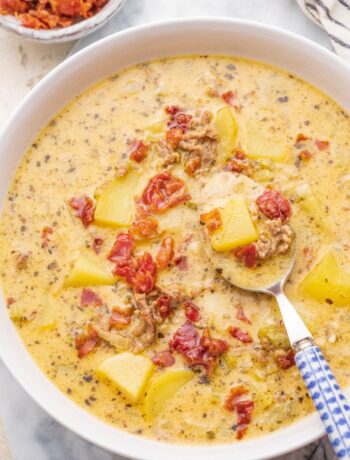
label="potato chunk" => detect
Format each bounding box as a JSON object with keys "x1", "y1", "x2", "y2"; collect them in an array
[
  {"x1": 144, "y1": 369, "x2": 194, "y2": 420},
  {"x1": 243, "y1": 127, "x2": 289, "y2": 162},
  {"x1": 300, "y1": 250, "x2": 350, "y2": 306},
  {"x1": 64, "y1": 253, "x2": 114, "y2": 287},
  {"x1": 35, "y1": 302, "x2": 57, "y2": 330},
  {"x1": 294, "y1": 184, "x2": 331, "y2": 234},
  {"x1": 300, "y1": 194, "x2": 330, "y2": 233},
  {"x1": 97, "y1": 352, "x2": 154, "y2": 403},
  {"x1": 157, "y1": 206, "x2": 194, "y2": 235},
  {"x1": 94, "y1": 172, "x2": 139, "y2": 227},
  {"x1": 214, "y1": 107, "x2": 238, "y2": 164},
  {"x1": 146, "y1": 121, "x2": 166, "y2": 141},
  {"x1": 209, "y1": 197, "x2": 258, "y2": 251}
]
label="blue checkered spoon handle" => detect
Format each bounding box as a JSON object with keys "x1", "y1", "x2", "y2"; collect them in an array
[{"x1": 295, "y1": 340, "x2": 350, "y2": 459}]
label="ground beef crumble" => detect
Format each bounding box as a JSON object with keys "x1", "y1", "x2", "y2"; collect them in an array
[
  {"x1": 161, "y1": 110, "x2": 218, "y2": 175},
  {"x1": 256, "y1": 219, "x2": 293, "y2": 260},
  {"x1": 179, "y1": 110, "x2": 217, "y2": 174}
]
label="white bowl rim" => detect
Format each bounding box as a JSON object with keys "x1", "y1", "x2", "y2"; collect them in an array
[
  {"x1": 0, "y1": 0, "x2": 125, "y2": 42},
  {"x1": 0, "y1": 16, "x2": 350, "y2": 460}
]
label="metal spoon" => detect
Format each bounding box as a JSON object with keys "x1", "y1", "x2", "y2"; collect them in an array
[{"x1": 217, "y1": 244, "x2": 350, "y2": 459}]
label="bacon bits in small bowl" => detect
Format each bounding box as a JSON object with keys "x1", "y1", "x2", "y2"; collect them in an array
[{"x1": 0, "y1": 0, "x2": 126, "y2": 42}]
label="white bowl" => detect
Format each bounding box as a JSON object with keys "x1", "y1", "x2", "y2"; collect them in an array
[
  {"x1": 0, "y1": 17, "x2": 349, "y2": 460},
  {"x1": 0, "y1": 0, "x2": 125, "y2": 43}
]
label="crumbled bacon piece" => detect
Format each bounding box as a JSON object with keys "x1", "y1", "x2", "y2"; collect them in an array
[
  {"x1": 221, "y1": 90, "x2": 236, "y2": 105},
  {"x1": 224, "y1": 150, "x2": 253, "y2": 176},
  {"x1": 235, "y1": 150, "x2": 246, "y2": 160},
  {"x1": 130, "y1": 217, "x2": 159, "y2": 239},
  {"x1": 56, "y1": 0, "x2": 86, "y2": 17},
  {"x1": 200, "y1": 328, "x2": 229, "y2": 357},
  {"x1": 156, "y1": 236, "x2": 175, "y2": 269},
  {"x1": 110, "y1": 307, "x2": 132, "y2": 330},
  {"x1": 235, "y1": 400, "x2": 254, "y2": 439},
  {"x1": 174, "y1": 255, "x2": 188, "y2": 271},
  {"x1": 234, "y1": 244, "x2": 257, "y2": 268},
  {"x1": 275, "y1": 349, "x2": 295, "y2": 369},
  {"x1": 156, "y1": 294, "x2": 172, "y2": 319},
  {"x1": 113, "y1": 257, "x2": 134, "y2": 279},
  {"x1": 19, "y1": 12, "x2": 50, "y2": 29},
  {"x1": 170, "y1": 321, "x2": 212, "y2": 371},
  {"x1": 129, "y1": 140, "x2": 148, "y2": 163},
  {"x1": 138, "y1": 172, "x2": 191, "y2": 214},
  {"x1": 164, "y1": 105, "x2": 192, "y2": 150},
  {"x1": 174, "y1": 112, "x2": 192, "y2": 130},
  {"x1": 170, "y1": 321, "x2": 228, "y2": 375},
  {"x1": 152, "y1": 350, "x2": 175, "y2": 367},
  {"x1": 41, "y1": 226, "x2": 53, "y2": 248},
  {"x1": 170, "y1": 111, "x2": 192, "y2": 129},
  {"x1": 92, "y1": 237, "x2": 103, "y2": 254},
  {"x1": 69, "y1": 195, "x2": 95, "y2": 227},
  {"x1": 165, "y1": 106, "x2": 192, "y2": 130},
  {"x1": 91, "y1": 0, "x2": 107, "y2": 7},
  {"x1": 75, "y1": 324, "x2": 99, "y2": 358},
  {"x1": 229, "y1": 326, "x2": 252, "y2": 343},
  {"x1": 298, "y1": 150, "x2": 312, "y2": 162},
  {"x1": 295, "y1": 133, "x2": 309, "y2": 143},
  {"x1": 108, "y1": 232, "x2": 134, "y2": 265},
  {"x1": 315, "y1": 139, "x2": 330, "y2": 151},
  {"x1": 184, "y1": 157, "x2": 202, "y2": 176},
  {"x1": 166, "y1": 127, "x2": 183, "y2": 149},
  {"x1": 110, "y1": 233, "x2": 135, "y2": 280},
  {"x1": 225, "y1": 385, "x2": 254, "y2": 439},
  {"x1": 109, "y1": 233, "x2": 157, "y2": 294},
  {"x1": 170, "y1": 320, "x2": 199, "y2": 356},
  {"x1": 256, "y1": 190, "x2": 292, "y2": 222},
  {"x1": 22, "y1": 8, "x2": 71, "y2": 29},
  {"x1": 0, "y1": 0, "x2": 28, "y2": 14},
  {"x1": 183, "y1": 299, "x2": 201, "y2": 322},
  {"x1": 109, "y1": 314, "x2": 129, "y2": 329},
  {"x1": 6, "y1": 297, "x2": 15, "y2": 307},
  {"x1": 236, "y1": 305, "x2": 251, "y2": 324},
  {"x1": 128, "y1": 252, "x2": 158, "y2": 294},
  {"x1": 165, "y1": 105, "x2": 181, "y2": 116},
  {"x1": 224, "y1": 159, "x2": 243, "y2": 173},
  {"x1": 200, "y1": 208, "x2": 222, "y2": 234},
  {"x1": 80, "y1": 288, "x2": 103, "y2": 308},
  {"x1": 225, "y1": 385, "x2": 249, "y2": 411}
]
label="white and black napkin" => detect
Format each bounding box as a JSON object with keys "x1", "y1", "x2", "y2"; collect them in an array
[{"x1": 296, "y1": 0, "x2": 350, "y2": 62}]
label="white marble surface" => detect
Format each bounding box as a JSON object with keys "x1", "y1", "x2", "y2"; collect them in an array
[
  {"x1": 0, "y1": 29, "x2": 71, "y2": 127},
  {"x1": 0, "y1": 1, "x2": 342, "y2": 459}
]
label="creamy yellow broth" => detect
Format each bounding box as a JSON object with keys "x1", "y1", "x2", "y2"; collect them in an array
[{"x1": 1, "y1": 55, "x2": 350, "y2": 445}]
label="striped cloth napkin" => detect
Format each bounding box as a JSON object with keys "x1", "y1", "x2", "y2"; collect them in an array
[{"x1": 296, "y1": 0, "x2": 350, "y2": 62}]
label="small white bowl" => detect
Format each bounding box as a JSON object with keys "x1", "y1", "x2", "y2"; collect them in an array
[{"x1": 0, "y1": 0, "x2": 125, "y2": 43}]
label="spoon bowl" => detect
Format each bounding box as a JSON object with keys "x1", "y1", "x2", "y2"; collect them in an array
[{"x1": 213, "y1": 237, "x2": 297, "y2": 294}]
